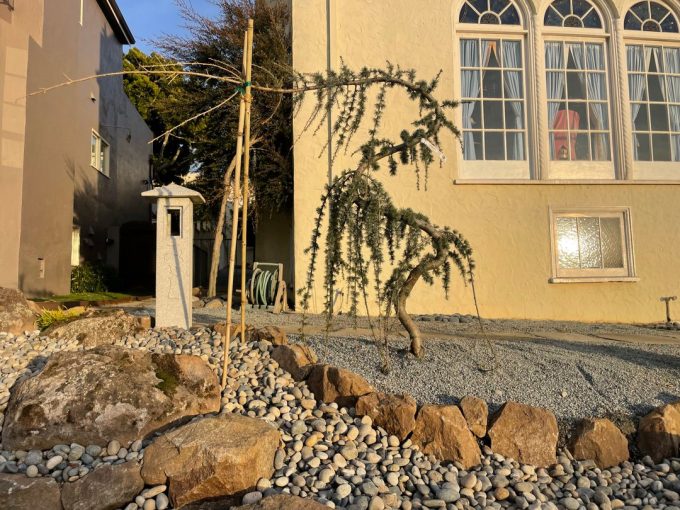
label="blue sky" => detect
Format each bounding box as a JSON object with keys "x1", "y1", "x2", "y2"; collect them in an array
[{"x1": 116, "y1": 0, "x2": 220, "y2": 54}]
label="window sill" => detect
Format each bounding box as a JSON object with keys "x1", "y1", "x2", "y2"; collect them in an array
[
  {"x1": 454, "y1": 179, "x2": 680, "y2": 185},
  {"x1": 91, "y1": 165, "x2": 110, "y2": 179},
  {"x1": 549, "y1": 276, "x2": 640, "y2": 284}
]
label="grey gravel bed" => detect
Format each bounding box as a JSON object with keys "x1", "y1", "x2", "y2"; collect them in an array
[{"x1": 299, "y1": 333, "x2": 680, "y2": 426}]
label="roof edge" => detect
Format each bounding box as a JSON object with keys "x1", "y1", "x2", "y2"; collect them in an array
[{"x1": 96, "y1": 0, "x2": 135, "y2": 45}]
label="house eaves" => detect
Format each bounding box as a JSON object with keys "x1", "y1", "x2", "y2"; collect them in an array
[{"x1": 96, "y1": 0, "x2": 135, "y2": 45}]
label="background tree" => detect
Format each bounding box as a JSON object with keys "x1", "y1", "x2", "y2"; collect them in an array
[{"x1": 123, "y1": 48, "x2": 198, "y2": 184}]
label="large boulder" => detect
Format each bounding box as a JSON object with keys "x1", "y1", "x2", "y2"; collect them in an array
[
  {"x1": 235, "y1": 495, "x2": 328, "y2": 509},
  {"x1": 306, "y1": 364, "x2": 373, "y2": 408},
  {"x1": 141, "y1": 414, "x2": 281, "y2": 508},
  {"x1": 254, "y1": 326, "x2": 288, "y2": 346},
  {"x1": 570, "y1": 418, "x2": 629, "y2": 468},
  {"x1": 2, "y1": 346, "x2": 220, "y2": 450},
  {"x1": 459, "y1": 395, "x2": 488, "y2": 438},
  {"x1": 46, "y1": 310, "x2": 148, "y2": 348},
  {"x1": 0, "y1": 287, "x2": 36, "y2": 334},
  {"x1": 488, "y1": 401, "x2": 558, "y2": 467},
  {"x1": 271, "y1": 344, "x2": 318, "y2": 381},
  {"x1": 0, "y1": 474, "x2": 62, "y2": 510},
  {"x1": 356, "y1": 392, "x2": 417, "y2": 440},
  {"x1": 61, "y1": 461, "x2": 144, "y2": 510},
  {"x1": 410, "y1": 404, "x2": 481, "y2": 469},
  {"x1": 637, "y1": 401, "x2": 680, "y2": 462}
]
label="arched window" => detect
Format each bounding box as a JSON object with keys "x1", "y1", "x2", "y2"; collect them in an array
[
  {"x1": 544, "y1": 0, "x2": 602, "y2": 28},
  {"x1": 543, "y1": 0, "x2": 612, "y2": 170},
  {"x1": 459, "y1": 0, "x2": 520, "y2": 25},
  {"x1": 624, "y1": 2, "x2": 680, "y2": 168},
  {"x1": 457, "y1": 0, "x2": 528, "y2": 177},
  {"x1": 624, "y1": 1, "x2": 678, "y2": 32}
]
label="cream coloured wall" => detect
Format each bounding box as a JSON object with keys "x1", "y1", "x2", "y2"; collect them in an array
[{"x1": 290, "y1": 0, "x2": 680, "y2": 323}]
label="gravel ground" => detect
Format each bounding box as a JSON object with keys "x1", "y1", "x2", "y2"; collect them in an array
[
  {"x1": 114, "y1": 301, "x2": 680, "y2": 427},
  {"x1": 302, "y1": 334, "x2": 680, "y2": 431}
]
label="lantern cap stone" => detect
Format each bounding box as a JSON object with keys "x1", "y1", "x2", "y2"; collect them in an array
[{"x1": 142, "y1": 183, "x2": 205, "y2": 204}]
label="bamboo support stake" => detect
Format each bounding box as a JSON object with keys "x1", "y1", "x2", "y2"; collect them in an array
[
  {"x1": 221, "y1": 29, "x2": 250, "y2": 389},
  {"x1": 240, "y1": 19, "x2": 255, "y2": 342}
]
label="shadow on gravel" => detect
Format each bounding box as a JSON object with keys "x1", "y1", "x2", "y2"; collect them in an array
[{"x1": 519, "y1": 338, "x2": 680, "y2": 372}]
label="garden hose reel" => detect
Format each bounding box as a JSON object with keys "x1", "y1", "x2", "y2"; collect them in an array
[{"x1": 247, "y1": 262, "x2": 288, "y2": 314}]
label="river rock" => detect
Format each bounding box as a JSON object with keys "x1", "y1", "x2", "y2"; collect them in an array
[
  {"x1": 61, "y1": 461, "x2": 144, "y2": 510},
  {"x1": 0, "y1": 474, "x2": 62, "y2": 510},
  {"x1": 0, "y1": 287, "x2": 36, "y2": 334},
  {"x1": 46, "y1": 310, "x2": 147, "y2": 347},
  {"x1": 141, "y1": 414, "x2": 281, "y2": 508},
  {"x1": 2, "y1": 345, "x2": 220, "y2": 450},
  {"x1": 212, "y1": 322, "x2": 253, "y2": 341},
  {"x1": 356, "y1": 392, "x2": 417, "y2": 440},
  {"x1": 306, "y1": 364, "x2": 374, "y2": 408},
  {"x1": 459, "y1": 395, "x2": 488, "y2": 438},
  {"x1": 410, "y1": 404, "x2": 481, "y2": 469},
  {"x1": 488, "y1": 401, "x2": 558, "y2": 467},
  {"x1": 254, "y1": 326, "x2": 288, "y2": 346},
  {"x1": 234, "y1": 494, "x2": 328, "y2": 509},
  {"x1": 570, "y1": 418, "x2": 629, "y2": 468},
  {"x1": 271, "y1": 344, "x2": 318, "y2": 381},
  {"x1": 637, "y1": 400, "x2": 680, "y2": 462}
]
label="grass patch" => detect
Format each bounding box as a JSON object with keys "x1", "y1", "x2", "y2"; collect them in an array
[
  {"x1": 36, "y1": 308, "x2": 86, "y2": 330},
  {"x1": 33, "y1": 292, "x2": 133, "y2": 303}
]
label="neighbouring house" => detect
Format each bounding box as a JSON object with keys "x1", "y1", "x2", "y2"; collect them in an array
[
  {"x1": 0, "y1": 0, "x2": 153, "y2": 296},
  {"x1": 284, "y1": 0, "x2": 680, "y2": 322}
]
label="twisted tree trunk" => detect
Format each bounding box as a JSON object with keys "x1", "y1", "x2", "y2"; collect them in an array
[{"x1": 394, "y1": 219, "x2": 448, "y2": 358}]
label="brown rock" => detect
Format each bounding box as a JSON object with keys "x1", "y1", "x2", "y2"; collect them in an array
[
  {"x1": 213, "y1": 322, "x2": 253, "y2": 341},
  {"x1": 488, "y1": 401, "x2": 558, "y2": 467},
  {"x1": 570, "y1": 418, "x2": 629, "y2": 468},
  {"x1": 0, "y1": 474, "x2": 62, "y2": 510},
  {"x1": 460, "y1": 396, "x2": 488, "y2": 438},
  {"x1": 141, "y1": 414, "x2": 281, "y2": 508},
  {"x1": 638, "y1": 401, "x2": 680, "y2": 462},
  {"x1": 0, "y1": 287, "x2": 37, "y2": 334},
  {"x1": 234, "y1": 494, "x2": 328, "y2": 509},
  {"x1": 46, "y1": 310, "x2": 144, "y2": 347},
  {"x1": 2, "y1": 346, "x2": 220, "y2": 450},
  {"x1": 306, "y1": 364, "x2": 373, "y2": 408},
  {"x1": 254, "y1": 326, "x2": 288, "y2": 346},
  {"x1": 203, "y1": 298, "x2": 225, "y2": 309},
  {"x1": 61, "y1": 461, "x2": 144, "y2": 510},
  {"x1": 356, "y1": 392, "x2": 417, "y2": 440},
  {"x1": 410, "y1": 404, "x2": 481, "y2": 469},
  {"x1": 271, "y1": 344, "x2": 318, "y2": 381}
]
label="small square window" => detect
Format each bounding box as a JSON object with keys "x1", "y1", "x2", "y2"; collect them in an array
[{"x1": 550, "y1": 209, "x2": 636, "y2": 280}]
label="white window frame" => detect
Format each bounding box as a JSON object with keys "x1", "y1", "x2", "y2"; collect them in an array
[
  {"x1": 454, "y1": 14, "x2": 533, "y2": 180},
  {"x1": 623, "y1": 24, "x2": 680, "y2": 180},
  {"x1": 71, "y1": 226, "x2": 81, "y2": 267},
  {"x1": 90, "y1": 130, "x2": 110, "y2": 177},
  {"x1": 548, "y1": 207, "x2": 638, "y2": 283}
]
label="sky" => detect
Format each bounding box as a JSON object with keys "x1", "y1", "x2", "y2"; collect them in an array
[{"x1": 116, "y1": 0, "x2": 220, "y2": 54}]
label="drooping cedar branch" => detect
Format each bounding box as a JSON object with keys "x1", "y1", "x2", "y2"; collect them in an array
[{"x1": 30, "y1": 58, "x2": 474, "y2": 359}]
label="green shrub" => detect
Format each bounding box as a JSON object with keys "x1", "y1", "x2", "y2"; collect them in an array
[
  {"x1": 70, "y1": 263, "x2": 118, "y2": 293},
  {"x1": 36, "y1": 308, "x2": 85, "y2": 330}
]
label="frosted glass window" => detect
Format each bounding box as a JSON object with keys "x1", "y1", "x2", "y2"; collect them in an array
[{"x1": 553, "y1": 212, "x2": 632, "y2": 278}]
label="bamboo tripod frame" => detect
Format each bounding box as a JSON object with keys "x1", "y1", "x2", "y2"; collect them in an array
[{"x1": 221, "y1": 20, "x2": 254, "y2": 389}]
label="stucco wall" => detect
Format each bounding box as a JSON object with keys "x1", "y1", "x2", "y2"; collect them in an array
[
  {"x1": 0, "y1": 1, "x2": 44, "y2": 289},
  {"x1": 290, "y1": 0, "x2": 680, "y2": 323},
  {"x1": 0, "y1": 0, "x2": 152, "y2": 296}
]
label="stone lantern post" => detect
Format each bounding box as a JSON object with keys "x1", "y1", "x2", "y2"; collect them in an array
[{"x1": 142, "y1": 183, "x2": 205, "y2": 329}]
